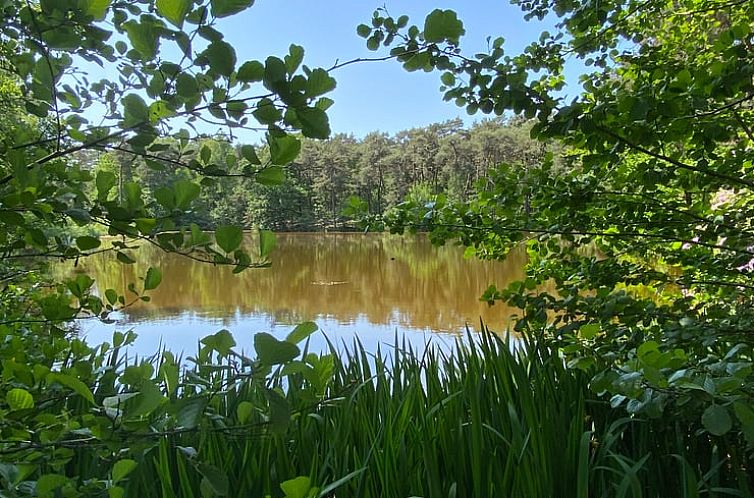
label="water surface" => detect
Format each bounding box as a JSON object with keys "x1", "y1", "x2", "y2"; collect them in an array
[{"x1": 71, "y1": 233, "x2": 527, "y2": 356}]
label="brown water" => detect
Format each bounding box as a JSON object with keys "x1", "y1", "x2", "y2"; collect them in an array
[{"x1": 71, "y1": 233, "x2": 528, "y2": 355}]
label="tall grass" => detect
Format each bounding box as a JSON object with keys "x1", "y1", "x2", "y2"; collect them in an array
[{"x1": 110, "y1": 330, "x2": 751, "y2": 498}]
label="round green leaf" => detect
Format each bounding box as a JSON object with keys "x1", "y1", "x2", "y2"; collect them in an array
[
  {"x1": 204, "y1": 41, "x2": 236, "y2": 77},
  {"x1": 237, "y1": 60, "x2": 265, "y2": 83},
  {"x1": 112, "y1": 459, "x2": 137, "y2": 484},
  {"x1": 423, "y1": 9, "x2": 465, "y2": 44},
  {"x1": 702, "y1": 404, "x2": 732, "y2": 436},
  {"x1": 6, "y1": 388, "x2": 33, "y2": 411},
  {"x1": 215, "y1": 225, "x2": 243, "y2": 253}
]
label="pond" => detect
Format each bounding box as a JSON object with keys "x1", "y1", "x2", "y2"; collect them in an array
[{"x1": 69, "y1": 232, "x2": 528, "y2": 357}]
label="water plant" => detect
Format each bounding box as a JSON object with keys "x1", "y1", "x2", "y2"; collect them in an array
[{"x1": 2, "y1": 323, "x2": 750, "y2": 497}]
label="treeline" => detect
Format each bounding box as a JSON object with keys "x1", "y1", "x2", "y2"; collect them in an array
[{"x1": 83, "y1": 117, "x2": 546, "y2": 231}]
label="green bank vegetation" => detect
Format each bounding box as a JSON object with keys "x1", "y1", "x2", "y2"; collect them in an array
[{"x1": 1, "y1": 0, "x2": 753, "y2": 496}]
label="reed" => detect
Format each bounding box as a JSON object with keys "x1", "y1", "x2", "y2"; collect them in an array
[
  {"x1": 121, "y1": 330, "x2": 752, "y2": 497},
  {"x1": 4, "y1": 328, "x2": 751, "y2": 497}
]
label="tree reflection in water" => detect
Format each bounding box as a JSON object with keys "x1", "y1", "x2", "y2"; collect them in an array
[{"x1": 64, "y1": 233, "x2": 531, "y2": 356}]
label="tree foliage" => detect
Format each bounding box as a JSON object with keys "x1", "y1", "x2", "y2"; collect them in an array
[
  {"x1": 0, "y1": 0, "x2": 341, "y2": 493},
  {"x1": 360, "y1": 0, "x2": 754, "y2": 462}
]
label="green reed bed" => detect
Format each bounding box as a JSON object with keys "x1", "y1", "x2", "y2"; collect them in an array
[
  {"x1": 1, "y1": 328, "x2": 751, "y2": 497},
  {"x1": 124, "y1": 331, "x2": 751, "y2": 498}
]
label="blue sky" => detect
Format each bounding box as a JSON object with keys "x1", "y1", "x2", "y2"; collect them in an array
[{"x1": 211, "y1": 1, "x2": 572, "y2": 138}]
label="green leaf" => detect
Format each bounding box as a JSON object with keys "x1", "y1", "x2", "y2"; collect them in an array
[
  {"x1": 366, "y1": 35, "x2": 380, "y2": 51},
  {"x1": 268, "y1": 134, "x2": 301, "y2": 165},
  {"x1": 174, "y1": 179, "x2": 200, "y2": 208},
  {"x1": 297, "y1": 106, "x2": 331, "y2": 139},
  {"x1": 403, "y1": 51, "x2": 431, "y2": 72},
  {"x1": 6, "y1": 388, "x2": 33, "y2": 411},
  {"x1": 215, "y1": 225, "x2": 243, "y2": 253},
  {"x1": 176, "y1": 73, "x2": 199, "y2": 97},
  {"x1": 702, "y1": 405, "x2": 732, "y2": 436},
  {"x1": 259, "y1": 229, "x2": 276, "y2": 259},
  {"x1": 204, "y1": 41, "x2": 236, "y2": 77},
  {"x1": 117, "y1": 251, "x2": 136, "y2": 264},
  {"x1": 241, "y1": 145, "x2": 261, "y2": 164},
  {"x1": 144, "y1": 267, "x2": 162, "y2": 291},
  {"x1": 0, "y1": 210, "x2": 25, "y2": 226},
  {"x1": 47, "y1": 373, "x2": 95, "y2": 404},
  {"x1": 226, "y1": 100, "x2": 247, "y2": 120},
  {"x1": 124, "y1": 382, "x2": 166, "y2": 419},
  {"x1": 36, "y1": 474, "x2": 68, "y2": 497},
  {"x1": 176, "y1": 397, "x2": 207, "y2": 429},
  {"x1": 318, "y1": 468, "x2": 366, "y2": 498},
  {"x1": 190, "y1": 223, "x2": 210, "y2": 245},
  {"x1": 112, "y1": 460, "x2": 137, "y2": 484},
  {"x1": 236, "y1": 400, "x2": 253, "y2": 423},
  {"x1": 149, "y1": 100, "x2": 175, "y2": 122},
  {"x1": 356, "y1": 24, "x2": 371, "y2": 38},
  {"x1": 201, "y1": 329, "x2": 236, "y2": 356},
  {"x1": 253, "y1": 98, "x2": 282, "y2": 125},
  {"x1": 154, "y1": 187, "x2": 175, "y2": 210},
  {"x1": 286, "y1": 321, "x2": 318, "y2": 344},
  {"x1": 96, "y1": 170, "x2": 117, "y2": 201},
  {"x1": 108, "y1": 486, "x2": 125, "y2": 498},
  {"x1": 238, "y1": 60, "x2": 265, "y2": 83},
  {"x1": 254, "y1": 332, "x2": 300, "y2": 365},
  {"x1": 256, "y1": 166, "x2": 286, "y2": 186},
  {"x1": 105, "y1": 288, "x2": 118, "y2": 305},
  {"x1": 86, "y1": 0, "x2": 111, "y2": 19},
  {"x1": 197, "y1": 463, "x2": 229, "y2": 496},
  {"x1": 285, "y1": 44, "x2": 305, "y2": 75},
  {"x1": 280, "y1": 476, "x2": 311, "y2": 498},
  {"x1": 315, "y1": 97, "x2": 334, "y2": 111},
  {"x1": 210, "y1": 0, "x2": 253, "y2": 18},
  {"x1": 441, "y1": 71, "x2": 456, "y2": 86},
  {"x1": 263, "y1": 56, "x2": 288, "y2": 90},
  {"x1": 267, "y1": 388, "x2": 291, "y2": 433},
  {"x1": 123, "y1": 94, "x2": 149, "y2": 127},
  {"x1": 123, "y1": 19, "x2": 159, "y2": 59},
  {"x1": 76, "y1": 236, "x2": 101, "y2": 251},
  {"x1": 156, "y1": 0, "x2": 190, "y2": 27},
  {"x1": 423, "y1": 9, "x2": 465, "y2": 44}
]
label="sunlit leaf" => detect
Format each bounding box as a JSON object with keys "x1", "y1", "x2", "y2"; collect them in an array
[
  {"x1": 210, "y1": 0, "x2": 253, "y2": 18},
  {"x1": 215, "y1": 225, "x2": 243, "y2": 253},
  {"x1": 122, "y1": 94, "x2": 149, "y2": 127},
  {"x1": 144, "y1": 267, "x2": 162, "y2": 291},
  {"x1": 6, "y1": 388, "x2": 33, "y2": 411},
  {"x1": 156, "y1": 0, "x2": 191, "y2": 27},
  {"x1": 255, "y1": 166, "x2": 286, "y2": 186},
  {"x1": 280, "y1": 476, "x2": 311, "y2": 498},
  {"x1": 268, "y1": 134, "x2": 300, "y2": 165},
  {"x1": 424, "y1": 9, "x2": 465, "y2": 44},
  {"x1": 112, "y1": 459, "x2": 137, "y2": 484},
  {"x1": 259, "y1": 229, "x2": 276, "y2": 259},
  {"x1": 285, "y1": 321, "x2": 318, "y2": 344}
]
